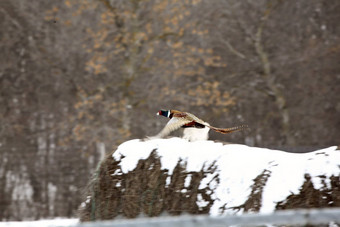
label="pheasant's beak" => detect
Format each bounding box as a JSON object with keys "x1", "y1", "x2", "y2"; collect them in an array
[{"x1": 156, "y1": 112, "x2": 160, "y2": 116}]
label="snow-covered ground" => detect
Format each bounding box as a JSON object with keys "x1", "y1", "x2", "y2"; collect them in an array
[
  {"x1": 0, "y1": 218, "x2": 78, "y2": 227},
  {"x1": 1, "y1": 138, "x2": 339, "y2": 225},
  {"x1": 113, "y1": 138, "x2": 340, "y2": 215}
]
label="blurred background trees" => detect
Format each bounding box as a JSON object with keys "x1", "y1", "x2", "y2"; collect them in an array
[{"x1": 0, "y1": 0, "x2": 339, "y2": 220}]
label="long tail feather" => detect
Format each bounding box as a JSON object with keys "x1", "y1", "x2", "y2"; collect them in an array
[{"x1": 208, "y1": 124, "x2": 249, "y2": 134}]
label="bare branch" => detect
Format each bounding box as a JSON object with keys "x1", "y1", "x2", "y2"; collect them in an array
[{"x1": 222, "y1": 39, "x2": 246, "y2": 59}]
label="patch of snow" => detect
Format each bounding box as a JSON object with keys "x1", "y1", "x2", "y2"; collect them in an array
[
  {"x1": 196, "y1": 193, "x2": 209, "y2": 208},
  {"x1": 112, "y1": 138, "x2": 340, "y2": 215},
  {"x1": 184, "y1": 175, "x2": 192, "y2": 187},
  {"x1": 0, "y1": 218, "x2": 79, "y2": 227},
  {"x1": 181, "y1": 188, "x2": 187, "y2": 193},
  {"x1": 112, "y1": 169, "x2": 122, "y2": 176},
  {"x1": 85, "y1": 196, "x2": 91, "y2": 204},
  {"x1": 165, "y1": 176, "x2": 171, "y2": 186}
]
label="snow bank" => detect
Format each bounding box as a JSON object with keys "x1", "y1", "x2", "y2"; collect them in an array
[{"x1": 113, "y1": 138, "x2": 340, "y2": 215}]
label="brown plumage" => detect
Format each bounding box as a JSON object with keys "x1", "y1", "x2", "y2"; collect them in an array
[{"x1": 156, "y1": 109, "x2": 248, "y2": 138}]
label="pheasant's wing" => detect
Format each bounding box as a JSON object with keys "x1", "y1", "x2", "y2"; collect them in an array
[
  {"x1": 208, "y1": 124, "x2": 249, "y2": 134},
  {"x1": 156, "y1": 117, "x2": 192, "y2": 138},
  {"x1": 182, "y1": 112, "x2": 248, "y2": 134},
  {"x1": 183, "y1": 112, "x2": 210, "y2": 126}
]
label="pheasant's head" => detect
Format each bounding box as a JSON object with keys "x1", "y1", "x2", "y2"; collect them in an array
[{"x1": 157, "y1": 109, "x2": 171, "y2": 118}]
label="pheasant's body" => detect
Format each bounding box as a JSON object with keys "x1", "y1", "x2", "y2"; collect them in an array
[{"x1": 156, "y1": 109, "x2": 248, "y2": 139}]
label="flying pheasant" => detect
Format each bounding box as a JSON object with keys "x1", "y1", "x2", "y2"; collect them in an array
[{"x1": 155, "y1": 109, "x2": 248, "y2": 138}]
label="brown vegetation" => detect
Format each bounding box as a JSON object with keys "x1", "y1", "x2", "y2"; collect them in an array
[
  {"x1": 79, "y1": 150, "x2": 217, "y2": 221},
  {"x1": 276, "y1": 174, "x2": 340, "y2": 210}
]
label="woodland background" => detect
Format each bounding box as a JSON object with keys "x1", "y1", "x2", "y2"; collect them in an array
[{"x1": 0, "y1": 0, "x2": 339, "y2": 221}]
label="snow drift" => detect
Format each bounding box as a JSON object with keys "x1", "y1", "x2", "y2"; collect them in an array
[{"x1": 79, "y1": 138, "x2": 340, "y2": 221}]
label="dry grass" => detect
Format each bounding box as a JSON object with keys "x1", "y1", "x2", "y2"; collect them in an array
[
  {"x1": 79, "y1": 149, "x2": 217, "y2": 221},
  {"x1": 276, "y1": 174, "x2": 340, "y2": 210}
]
